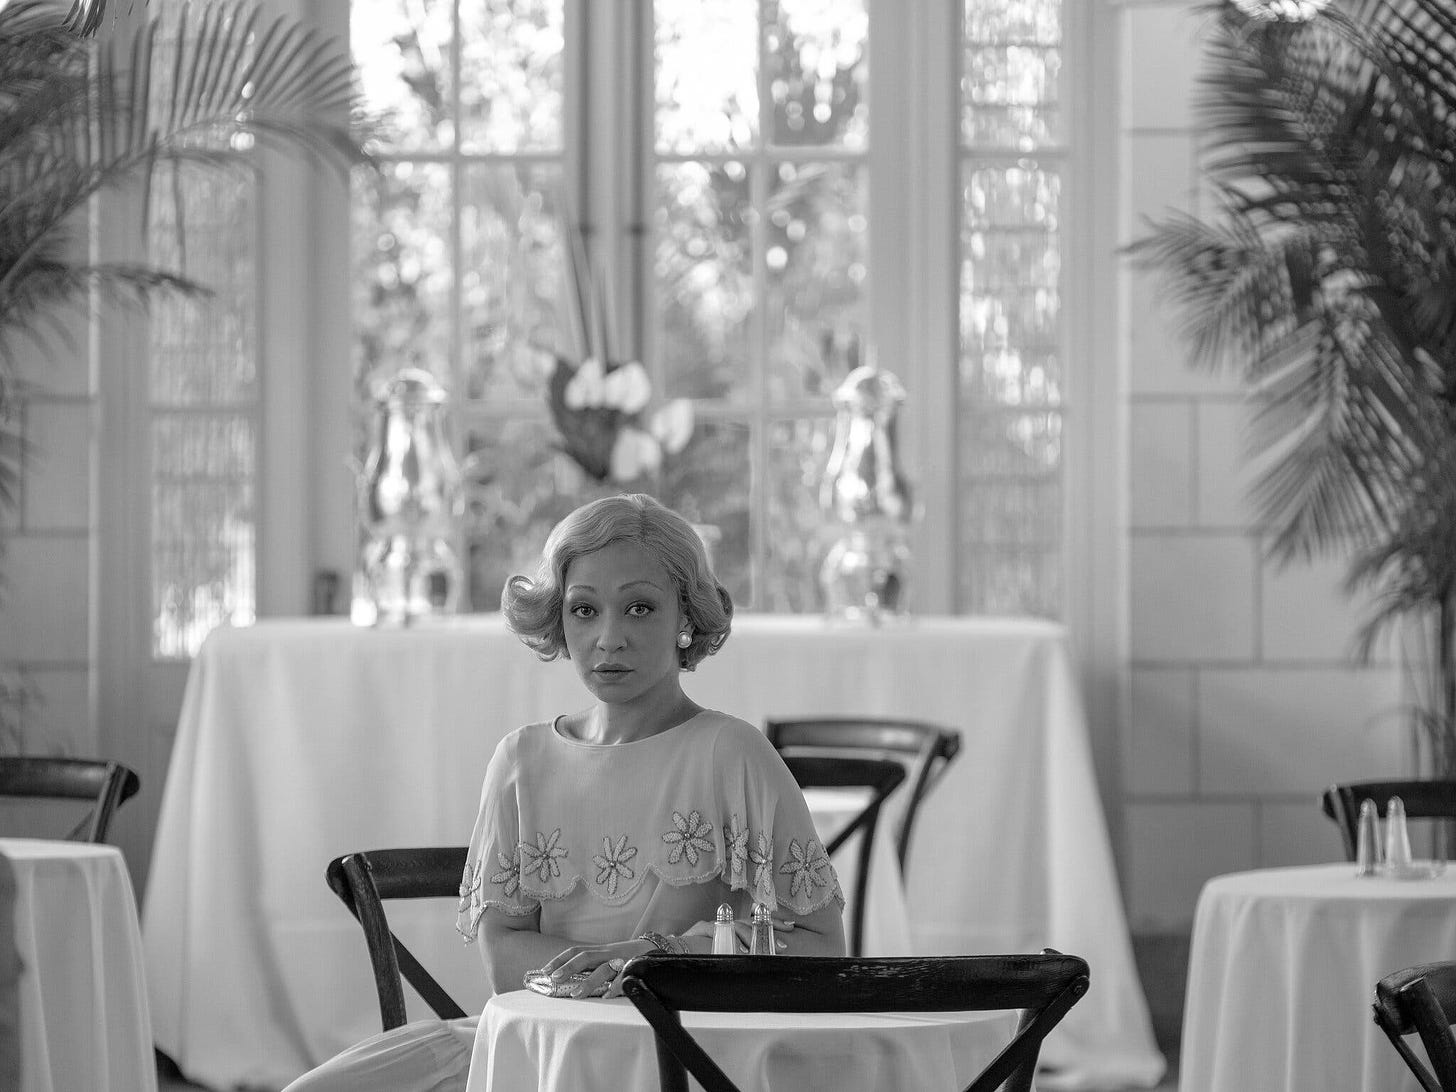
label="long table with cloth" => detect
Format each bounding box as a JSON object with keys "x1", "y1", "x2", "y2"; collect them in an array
[{"x1": 142, "y1": 614, "x2": 1163, "y2": 1090}]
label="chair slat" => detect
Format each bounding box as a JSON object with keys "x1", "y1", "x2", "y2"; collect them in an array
[
  {"x1": 765, "y1": 717, "x2": 961, "y2": 873},
  {"x1": 325, "y1": 846, "x2": 469, "y2": 1031},
  {"x1": 0, "y1": 757, "x2": 140, "y2": 843},
  {"x1": 621, "y1": 951, "x2": 1088, "y2": 1092}
]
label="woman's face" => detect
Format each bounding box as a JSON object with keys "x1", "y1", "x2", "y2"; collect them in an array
[{"x1": 561, "y1": 539, "x2": 686, "y2": 705}]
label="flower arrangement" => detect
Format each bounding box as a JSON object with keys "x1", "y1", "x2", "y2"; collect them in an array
[{"x1": 546, "y1": 228, "x2": 693, "y2": 484}]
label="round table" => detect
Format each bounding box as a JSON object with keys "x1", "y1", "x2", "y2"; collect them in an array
[
  {"x1": 0, "y1": 838, "x2": 157, "y2": 1092},
  {"x1": 468, "y1": 989, "x2": 1017, "y2": 1092},
  {"x1": 1180, "y1": 862, "x2": 1456, "y2": 1092}
]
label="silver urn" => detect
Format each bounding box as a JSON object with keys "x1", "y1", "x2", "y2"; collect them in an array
[
  {"x1": 819, "y1": 363, "x2": 914, "y2": 620},
  {"x1": 353, "y1": 367, "x2": 465, "y2": 625}
]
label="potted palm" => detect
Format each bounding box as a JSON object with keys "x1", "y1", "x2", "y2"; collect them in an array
[
  {"x1": 0, "y1": 0, "x2": 370, "y2": 737},
  {"x1": 0, "y1": 0, "x2": 369, "y2": 505},
  {"x1": 1130, "y1": 0, "x2": 1456, "y2": 774}
]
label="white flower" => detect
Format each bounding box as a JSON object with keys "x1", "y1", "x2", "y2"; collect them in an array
[
  {"x1": 649, "y1": 399, "x2": 694, "y2": 455},
  {"x1": 564, "y1": 357, "x2": 606, "y2": 409},
  {"x1": 609, "y1": 427, "x2": 663, "y2": 483},
  {"x1": 602, "y1": 361, "x2": 652, "y2": 414}
]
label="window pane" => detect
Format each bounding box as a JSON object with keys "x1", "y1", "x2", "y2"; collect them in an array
[
  {"x1": 462, "y1": 419, "x2": 598, "y2": 610},
  {"x1": 655, "y1": 0, "x2": 759, "y2": 154},
  {"x1": 766, "y1": 0, "x2": 868, "y2": 150},
  {"x1": 959, "y1": 137, "x2": 1063, "y2": 612},
  {"x1": 152, "y1": 468, "x2": 256, "y2": 659},
  {"x1": 962, "y1": 1, "x2": 1061, "y2": 149},
  {"x1": 459, "y1": 0, "x2": 565, "y2": 153},
  {"x1": 660, "y1": 419, "x2": 751, "y2": 606},
  {"x1": 763, "y1": 416, "x2": 835, "y2": 612},
  {"x1": 353, "y1": 162, "x2": 454, "y2": 391},
  {"x1": 352, "y1": 0, "x2": 455, "y2": 150},
  {"x1": 655, "y1": 162, "x2": 754, "y2": 399},
  {"x1": 765, "y1": 161, "x2": 867, "y2": 401},
  {"x1": 459, "y1": 163, "x2": 567, "y2": 400}
]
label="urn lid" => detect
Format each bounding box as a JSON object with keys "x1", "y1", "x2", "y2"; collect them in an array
[
  {"x1": 371, "y1": 366, "x2": 450, "y2": 407},
  {"x1": 831, "y1": 363, "x2": 905, "y2": 416}
]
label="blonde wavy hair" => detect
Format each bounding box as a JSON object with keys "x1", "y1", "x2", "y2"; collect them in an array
[{"x1": 501, "y1": 493, "x2": 732, "y2": 670}]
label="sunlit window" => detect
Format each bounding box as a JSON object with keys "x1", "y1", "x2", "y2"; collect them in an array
[{"x1": 347, "y1": 0, "x2": 1068, "y2": 617}]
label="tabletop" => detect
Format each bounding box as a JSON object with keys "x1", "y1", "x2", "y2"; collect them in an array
[
  {"x1": 469, "y1": 988, "x2": 1018, "y2": 1092},
  {"x1": 1, "y1": 838, "x2": 157, "y2": 1092},
  {"x1": 1181, "y1": 862, "x2": 1456, "y2": 1092},
  {"x1": 142, "y1": 613, "x2": 1162, "y2": 1090}
]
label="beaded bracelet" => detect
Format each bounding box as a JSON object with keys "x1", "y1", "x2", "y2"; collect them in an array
[{"x1": 637, "y1": 930, "x2": 682, "y2": 955}]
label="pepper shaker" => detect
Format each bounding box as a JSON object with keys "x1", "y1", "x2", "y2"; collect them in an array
[
  {"x1": 749, "y1": 902, "x2": 776, "y2": 956},
  {"x1": 1386, "y1": 795, "x2": 1413, "y2": 872}
]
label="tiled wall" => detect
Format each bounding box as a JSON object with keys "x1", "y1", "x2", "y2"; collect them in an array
[
  {"x1": 1118, "y1": 1, "x2": 1407, "y2": 932},
  {"x1": 0, "y1": 309, "x2": 95, "y2": 763}
]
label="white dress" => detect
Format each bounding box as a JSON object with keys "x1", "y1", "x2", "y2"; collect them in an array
[{"x1": 284, "y1": 709, "x2": 842, "y2": 1092}]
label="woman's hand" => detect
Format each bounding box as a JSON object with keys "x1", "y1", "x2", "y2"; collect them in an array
[{"x1": 540, "y1": 937, "x2": 656, "y2": 998}]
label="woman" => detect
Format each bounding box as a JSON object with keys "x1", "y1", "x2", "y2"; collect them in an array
[{"x1": 286, "y1": 493, "x2": 845, "y2": 1091}]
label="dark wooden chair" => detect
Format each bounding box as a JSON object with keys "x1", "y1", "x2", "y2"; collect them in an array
[
  {"x1": 1320, "y1": 780, "x2": 1456, "y2": 861},
  {"x1": 1374, "y1": 960, "x2": 1456, "y2": 1091},
  {"x1": 0, "y1": 756, "x2": 140, "y2": 843},
  {"x1": 325, "y1": 847, "x2": 470, "y2": 1031},
  {"x1": 779, "y1": 754, "x2": 905, "y2": 956},
  {"x1": 766, "y1": 716, "x2": 961, "y2": 872},
  {"x1": 621, "y1": 950, "x2": 1089, "y2": 1092}
]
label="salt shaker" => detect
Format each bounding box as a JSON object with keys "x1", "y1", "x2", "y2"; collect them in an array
[
  {"x1": 712, "y1": 903, "x2": 737, "y2": 955},
  {"x1": 749, "y1": 902, "x2": 776, "y2": 956},
  {"x1": 1385, "y1": 795, "x2": 1413, "y2": 872},
  {"x1": 1356, "y1": 798, "x2": 1382, "y2": 877}
]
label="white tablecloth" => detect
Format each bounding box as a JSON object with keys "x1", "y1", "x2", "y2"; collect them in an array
[
  {"x1": 1, "y1": 838, "x2": 156, "y2": 1092},
  {"x1": 142, "y1": 614, "x2": 1162, "y2": 1090},
  {"x1": 470, "y1": 989, "x2": 1017, "y2": 1092},
  {"x1": 1181, "y1": 862, "x2": 1456, "y2": 1092}
]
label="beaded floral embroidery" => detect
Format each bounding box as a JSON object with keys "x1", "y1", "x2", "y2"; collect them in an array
[
  {"x1": 749, "y1": 831, "x2": 775, "y2": 901},
  {"x1": 592, "y1": 834, "x2": 638, "y2": 896},
  {"x1": 489, "y1": 847, "x2": 522, "y2": 897},
  {"x1": 724, "y1": 815, "x2": 749, "y2": 884},
  {"x1": 456, "y1": 859, "x2": 487, "y2": 941},
  {"x1": 521, "y1": 828, "x2": 568, "y2": 883},
  {"x1": 778, "y1": 838, "x2": 832, "y2": 900},
  {"x1": 661, "y1": 810, "x2": 714, "y2": 866}
]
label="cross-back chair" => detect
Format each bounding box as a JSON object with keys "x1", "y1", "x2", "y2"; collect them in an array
[
  {"x1": 1374, "y1": 960, "x2": 1456, "y2": 1091},
  {"x1": 779, "y1": 754, "x2": 905, "y2": 956},
  {"x1": 1320, "y1": 780, "x2": 1456, "y2": 861},
  {"x1": 621, "y1": 950, "x2": 1089, "y2": 1092},
  {"x1": 765, "y1": 716, "x2": 961, "y2": 873},
  {"x1": 0, "y1": 756, "x2": 140, "y2": 843},
  {"x1": 325, "y1": 847, "x2": 470, "y2": 1031}
]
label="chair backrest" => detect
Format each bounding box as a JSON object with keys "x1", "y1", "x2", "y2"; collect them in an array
[
  {"x1": 0, "y1": 757, "x2": 140, "y2": 843},
  {"x1": 621, "y1": 950, "x2": 1089, "y2": 1092},
  {"x1": 1320, "y1": 780, "x2": 1456, "y2": 861},
  {"x1": 324, "y1": 847, "x2": 470, "y2": 1031},
  {"x1": 765, "y1": 716, "x2": 961, "y2": 872},
  {"x1": 1373, "y1": 960, "x2": 1456, "y2": 1092},
  {"x1": 778, "y1": 754, "x2": 905, "y2": 956}
]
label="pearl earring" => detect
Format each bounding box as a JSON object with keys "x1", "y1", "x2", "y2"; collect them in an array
[{"x1": 677, "y1": 631, "x2": 692, "y2": 649}]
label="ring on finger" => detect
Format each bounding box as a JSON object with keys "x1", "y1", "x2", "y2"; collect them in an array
[{"x1": 607, "y1": 957, "x2": 626, "y2": 974}]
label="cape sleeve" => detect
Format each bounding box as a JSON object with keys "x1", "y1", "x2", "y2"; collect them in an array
[
  {"x1": 712, "y1": 721, "x2": 845, "y2": 917},
  {"x1": 455, "y1": 729, "x2": 541, "y2": 943}
]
